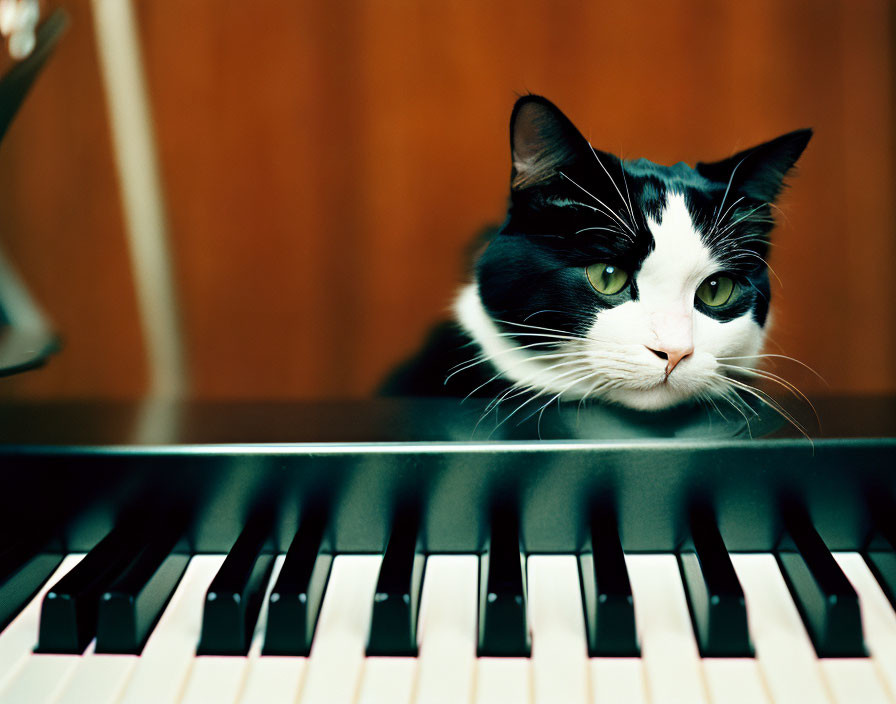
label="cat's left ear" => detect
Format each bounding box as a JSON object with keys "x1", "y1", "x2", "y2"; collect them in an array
[
  {"x1": 510, "y1": 95, "x2": 591, "y2": 190},
  {"x1": 695, "y1": 129, "x2": 813, "y2": 202}
]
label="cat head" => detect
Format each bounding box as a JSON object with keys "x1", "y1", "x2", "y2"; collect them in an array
[{"x1": 456, "y1": 95, "x2": 811, "y2": 410}]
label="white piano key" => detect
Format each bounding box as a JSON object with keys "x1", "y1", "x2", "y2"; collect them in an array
[
  {"x1": 118, "y1": 555, "x2": 226, "y2": 704},
  {"x1": 297, "y1": 555, "x2": 381, "y2": 704},
  {"x1": 701, "y1": 658, "x2": 770, "y2": 704},
  {"x1": 731, "y1": 553, "x2": 833, "y2": 704},
  {"x1": 0, "y1": 555, "x2": 82, "y2": 704},
  {"x1": 626, "y1": 554, "x2": 708, "y2": 704},
  {"x1": 822, "y1": 657, "x2": 893, "y2": 704},
  {"x1": 236, "y1": 555, "x2": 306, "y2": 704},
  {"x1": 828, "y1": 553, "x2": 895, "y2": 704},
  {"x1": 356, "y1": 657, "x2": 416, "y2": 704},
  {"x1": 180, "y1": 655, "x2": 247, "y2": 704},
  {"x1": 55, "y1": 649, "x2": 137, "y2": 704},
  {"x1": 528, "y1": 555, "x2": 589, "y2": 704},
  {"x1": 414, "y1": 555, "x2": 477, "y2": 704},
  {"x1": 0, "y1": 554, "x2": 83, "y2": 694},
  {"x1": 474, "y1": 658, "x2": 530, "y2": 704},
  {"x1": 589, "y1": 658, "x2": 647, "y2": 704},
  {"x1": 0, "y1": 652, "x2": 83, "y2": 704},
  {"x1": 239, "y1": 655, "x2": 304, "y2": 704}
]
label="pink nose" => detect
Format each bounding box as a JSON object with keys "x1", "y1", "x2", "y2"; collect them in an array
[{"x1": 646, "y1": 345, "x2": 694, "y2": 375}]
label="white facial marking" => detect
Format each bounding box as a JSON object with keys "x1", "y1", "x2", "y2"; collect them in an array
[
  {"x1": 454, "y1": 283, "x2": 583, "y2": 395},
  {"x1": 630, "y1": 192, "x2": 714, "y2": 353},
  {"x1": 584, "y1": 191, "x2": 763, "y2": 409}
]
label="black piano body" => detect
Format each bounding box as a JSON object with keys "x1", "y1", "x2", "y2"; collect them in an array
[{"x1": 0, "y1": 396, "x2": 894, "y2": 555}]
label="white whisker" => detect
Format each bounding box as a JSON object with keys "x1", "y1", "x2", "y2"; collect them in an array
[
  {"x1": 576, "y1": 226, "x2": 626, "y2": 237},
  {"x1": 711, "y1": 196, "x2": 746, "y2": 240},
  {"x1": 492, "y1": 366, "x2": 601, "y2": 436},
  {"x1": 620, "y1": 160, "x2": 637, "y2": 228},
  {"x1": 718, "y1": 363, "x2": 821, "y2": 431},
  {"x1": 710, "y1": 155, "x2": 750, "y2": 237},
  {"x1": 480, "y1": 357, "x2": 593, "y2": 413},
  {"x1": 523, "y1": 309, "x2": 594, "y2": 323},
  {"x1": 726, "y1": 251, "x2": 783, "y2": 288},
  {"x1": 718, "y1": 389, "x2": 755, "y2": 438},
  {"x1": 716, "y1": 354, "x2": 827, "y2": 384},
  {"x1": 719, "y1": 375, "x2": 813, "y2": 446},
  {"x1": 481, "y1": 362, "x2": 596, "y2": 433},
  {"x1": 588, "y1": 143, "x2": 636, "y2": 227},
  {"x1": 492, "y1": 317, "x2": 591, "y2": 337},
  {"x1": 558, "y1": 171, "x2": 636, "y2": 239},
  {"x1": 715, "y1": 204, "x2": 769, "y2": 238},
  {"x1": 445, "y1": 346, "x2": 594, "y2": 385}
]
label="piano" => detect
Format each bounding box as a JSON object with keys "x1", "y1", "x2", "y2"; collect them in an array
[{"x1": 0, "y1": 395, "x2": 895, "y2": 703}]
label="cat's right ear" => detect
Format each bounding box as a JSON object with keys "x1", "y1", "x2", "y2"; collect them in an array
[
  {"x1": 510, "y1": 95, "x2": 590, "y2": 190},
  {"x1": 695, "y1": 129, "x2": 813, "y2": 202}
]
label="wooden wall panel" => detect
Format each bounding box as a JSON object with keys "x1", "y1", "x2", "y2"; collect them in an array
[
  {"x1": 0, "y1": 0, "x2": 893, "y2": 401},
  {"x1": 836, "y1": 0, "x2": 896, "y2": 391}
]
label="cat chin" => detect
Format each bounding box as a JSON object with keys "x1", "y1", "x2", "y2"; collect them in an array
[{"x1": 598, "y1": 384, "x2": 711, "y2": 412}]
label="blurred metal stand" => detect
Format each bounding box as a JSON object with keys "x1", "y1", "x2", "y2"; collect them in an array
[
  {"x1": 0, "y1": 245, "x2": 56, "y2": 377},
  {"x1": 0, "y1": 9, "x2": 66, "y2": 377},
  {"x1": 91, "y1": 0, "x2": 188, "y2": 398}
]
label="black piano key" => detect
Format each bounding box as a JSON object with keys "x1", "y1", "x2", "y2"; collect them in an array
[
  {"x1": 197, "y1": 516, "x2": 274, "y2": 655},
  {"x1": 678, "y1": 512, "x2": 752, "y2": 657},
  {"x1": 777, "y1": 511, "x2": 865, "y2": 657},
  {"x1": 0, "y1": 539, "x2": 62, "y2": 632},
  {"x1": 37, "y1": 524, "x2": 143, "y2": 653},
  {"x1": 95, "y1": 524, "x2": 188, "y2": 654},
  {"x1": 864, "y1": 515, "x2": 896, "y2": 611},
  {"x1": 578, "y1": 512, "x2": 639, "y2": 656},
  {"x1": 865, "y1": 548, "x2": 896, "y2": 611},
  {"x1": 262, "y1": 513, "x2": 332, "y2": 656},
  {"x1": 366, "y1": 514, "x2": 425, "y2": 656},
  {"x1": 477, "y1": 514, "x2": 530, "y2": 657}
]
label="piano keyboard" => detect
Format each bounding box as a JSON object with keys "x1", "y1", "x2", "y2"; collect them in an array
[
  {"x1": 4, "y1": 525, "x2": 896, "y2": 703},
  {"x1": 1, "y1": 398, "x2": 895, "y2": 703}
]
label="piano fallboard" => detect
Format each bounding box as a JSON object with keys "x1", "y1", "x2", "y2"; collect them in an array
[{"x1": 1, "y1": 397, "x2": 894, "y2": 554}]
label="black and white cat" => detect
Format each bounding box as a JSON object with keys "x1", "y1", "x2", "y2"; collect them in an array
[{"x1": 383, "y1": 95, "x2": 811, "y2": 412}]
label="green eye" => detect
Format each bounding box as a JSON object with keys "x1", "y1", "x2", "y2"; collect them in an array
[
  {"x1": 586, "y1": 263, "x2": 629, "y2": 295},
  {"x1": 696, "y1": 274, "x2": 736, "y2": 307}
]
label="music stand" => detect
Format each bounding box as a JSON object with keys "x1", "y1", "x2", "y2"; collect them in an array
[{"x1": 0, "y1": 9, "x2": 67, "y2": 377}]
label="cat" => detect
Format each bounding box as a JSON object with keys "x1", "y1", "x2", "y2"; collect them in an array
[{"x1": 382, "y1": 95, "x2": 811, "y2": 412}]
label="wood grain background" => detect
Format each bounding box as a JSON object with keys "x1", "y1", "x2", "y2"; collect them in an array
[{"x1": 0, "y1": 0, "x2": 893, "y2": 400}]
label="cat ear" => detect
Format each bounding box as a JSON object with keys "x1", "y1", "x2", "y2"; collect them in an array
[
  {"x1": 695, "y1": 129, "x2": 813, "y2": 202},
  {"x1": 510, "y1": 95, "x2": 590, "y2": 190}
]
